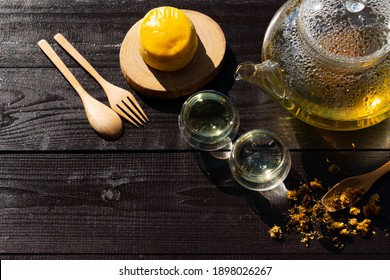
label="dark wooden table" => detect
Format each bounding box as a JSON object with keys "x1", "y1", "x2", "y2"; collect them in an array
[{"x1": 1, "y1": 0, "x2": 389, "y2": 260}]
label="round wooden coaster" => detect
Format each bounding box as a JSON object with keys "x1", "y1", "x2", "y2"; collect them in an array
[{"x1": 119, "y1": 10, "x2": 226, "y2": 99}]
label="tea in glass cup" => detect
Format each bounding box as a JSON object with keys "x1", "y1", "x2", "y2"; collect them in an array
[
  {"x1": 178, "y1": 90, "x2": 239, "y2": 151},
  {"x1": 229, "y1": 129, "x2": 291, "y2": 191}
]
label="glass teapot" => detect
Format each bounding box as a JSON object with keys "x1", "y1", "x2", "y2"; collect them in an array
[{"x1": 234, "y1": 0, "x2": 390, "y2": 130}]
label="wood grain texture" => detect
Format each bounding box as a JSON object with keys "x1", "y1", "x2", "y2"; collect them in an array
[
  {"x1": 1, "y1": 68, "x2": 389, "y2": 150},
  {"x1": 0, "y1": 0, "x2": 280, "y2": 68},
  {"x1": 0, "y1": 0, "x2": 389, "y2": 259},
  {"x1": 0, "y1": 151, "x2": 389, "y2": 256}
]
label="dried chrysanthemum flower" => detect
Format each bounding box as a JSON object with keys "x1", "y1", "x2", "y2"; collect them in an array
[
  {"x1": 300, "y1": 233, "x2": 314, "y2": 247},
  {"x1": 310, "y1": 178, "x2": 322, "y2": 190},
  {"x1": 349, "y1": 207, "x2": 361, "y2": 216},
  {"x1": 286, "y1": 190, "x2": 298, "y2": 201},
  {"x1": 340, "y1": 192, "x2": 352, "y2": 206},
  {"x1": 285, "y1": 173, "x2": 380, "y2": 249},
  {"x1": 340, "y1": 228, "x2": 350, "y2": 236},
  {"x1": 332, "y1": 222, "x2": 345, "y2": 229},
  {"x1": 312, "y1": 201, "x2": 325, "y2": 217},
  {"x1": 325, "y1": 186, "x2": 366, "y2": 210},
  {"x1": 289, "y1": 212, "x2": 310, "y2": 231},
  {"x1": 349, "y1": 218, "x2": 358, "y2": 227},
  {"x1": 356, "y1": 219, "x2": 372, "y2": 237},
  {"x1": 269, "y1": 225, "x2": 283, "y2": 240}
]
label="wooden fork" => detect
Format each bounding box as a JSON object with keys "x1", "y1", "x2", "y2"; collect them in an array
[{"x1": 54, "y1": 33, "x2": 148, "y2": 127}]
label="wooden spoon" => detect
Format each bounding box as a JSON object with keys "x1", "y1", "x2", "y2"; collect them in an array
[
  {"x1": 38, "y1": 39, "x2": 123, "y2": 139},
  {"x1": 321, "y1": 160, "x2": 390, "y2": 212}
]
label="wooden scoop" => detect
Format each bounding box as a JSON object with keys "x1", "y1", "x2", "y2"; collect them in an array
[{"x1": 321, "y1": 160, "x2": 390, "y2": 212}]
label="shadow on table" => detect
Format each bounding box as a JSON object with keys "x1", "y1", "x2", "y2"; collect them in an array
[
  {"x1": 138, "y1": 45, "x2": 238, "y2": 114},
  {"x1": 193, "y1": 150, "x2": 292, "y2": 232}
]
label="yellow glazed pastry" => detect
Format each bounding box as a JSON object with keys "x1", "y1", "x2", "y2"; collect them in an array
[{"x1": 139, "y1": 6, "x2": 198, "y2": 71}]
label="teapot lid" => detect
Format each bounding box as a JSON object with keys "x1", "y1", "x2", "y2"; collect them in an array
[{"x1": 298, "y1": 0, "x2": 390, "y2": 67}]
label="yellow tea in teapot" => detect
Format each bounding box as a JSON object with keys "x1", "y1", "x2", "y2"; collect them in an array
[{"x1": 235, "y1": 0, "x2": 390, "y2": 130}]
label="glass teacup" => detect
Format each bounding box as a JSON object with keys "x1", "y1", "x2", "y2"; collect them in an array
[
  {"x1": 179, "y1": 92, "x2": 290, "y2": 191},
  {"x1": 229, "y1": 129, "x2": 291, "y2": 191},
  {"x1": 178, "y1": 90, "x2": 240, "y2": 151}
]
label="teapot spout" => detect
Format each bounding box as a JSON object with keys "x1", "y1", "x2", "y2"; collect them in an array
[
  {"x1": 234, "y1": 60, "x2": 286, "y2": 100},
  {"x1": 234, "y1": 62, "x2": 258, "y2": 82}
]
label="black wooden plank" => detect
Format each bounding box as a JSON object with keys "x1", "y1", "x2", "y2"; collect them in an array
[
  {"x1": 1, "y1": 68, "x2": 389, "y2": 150},
  {"x1": 2, "y1": 253, "x2": 389, "y2": 260},
  {"x1": 1, "y1": 0, "x2": 390, "y2": 260},
  {"x1": 0, "y1": 0, "x2": 281, "y2": 68},
  {"x1": 0, "y1": 151, "x2": 389, "y2": 256}
]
